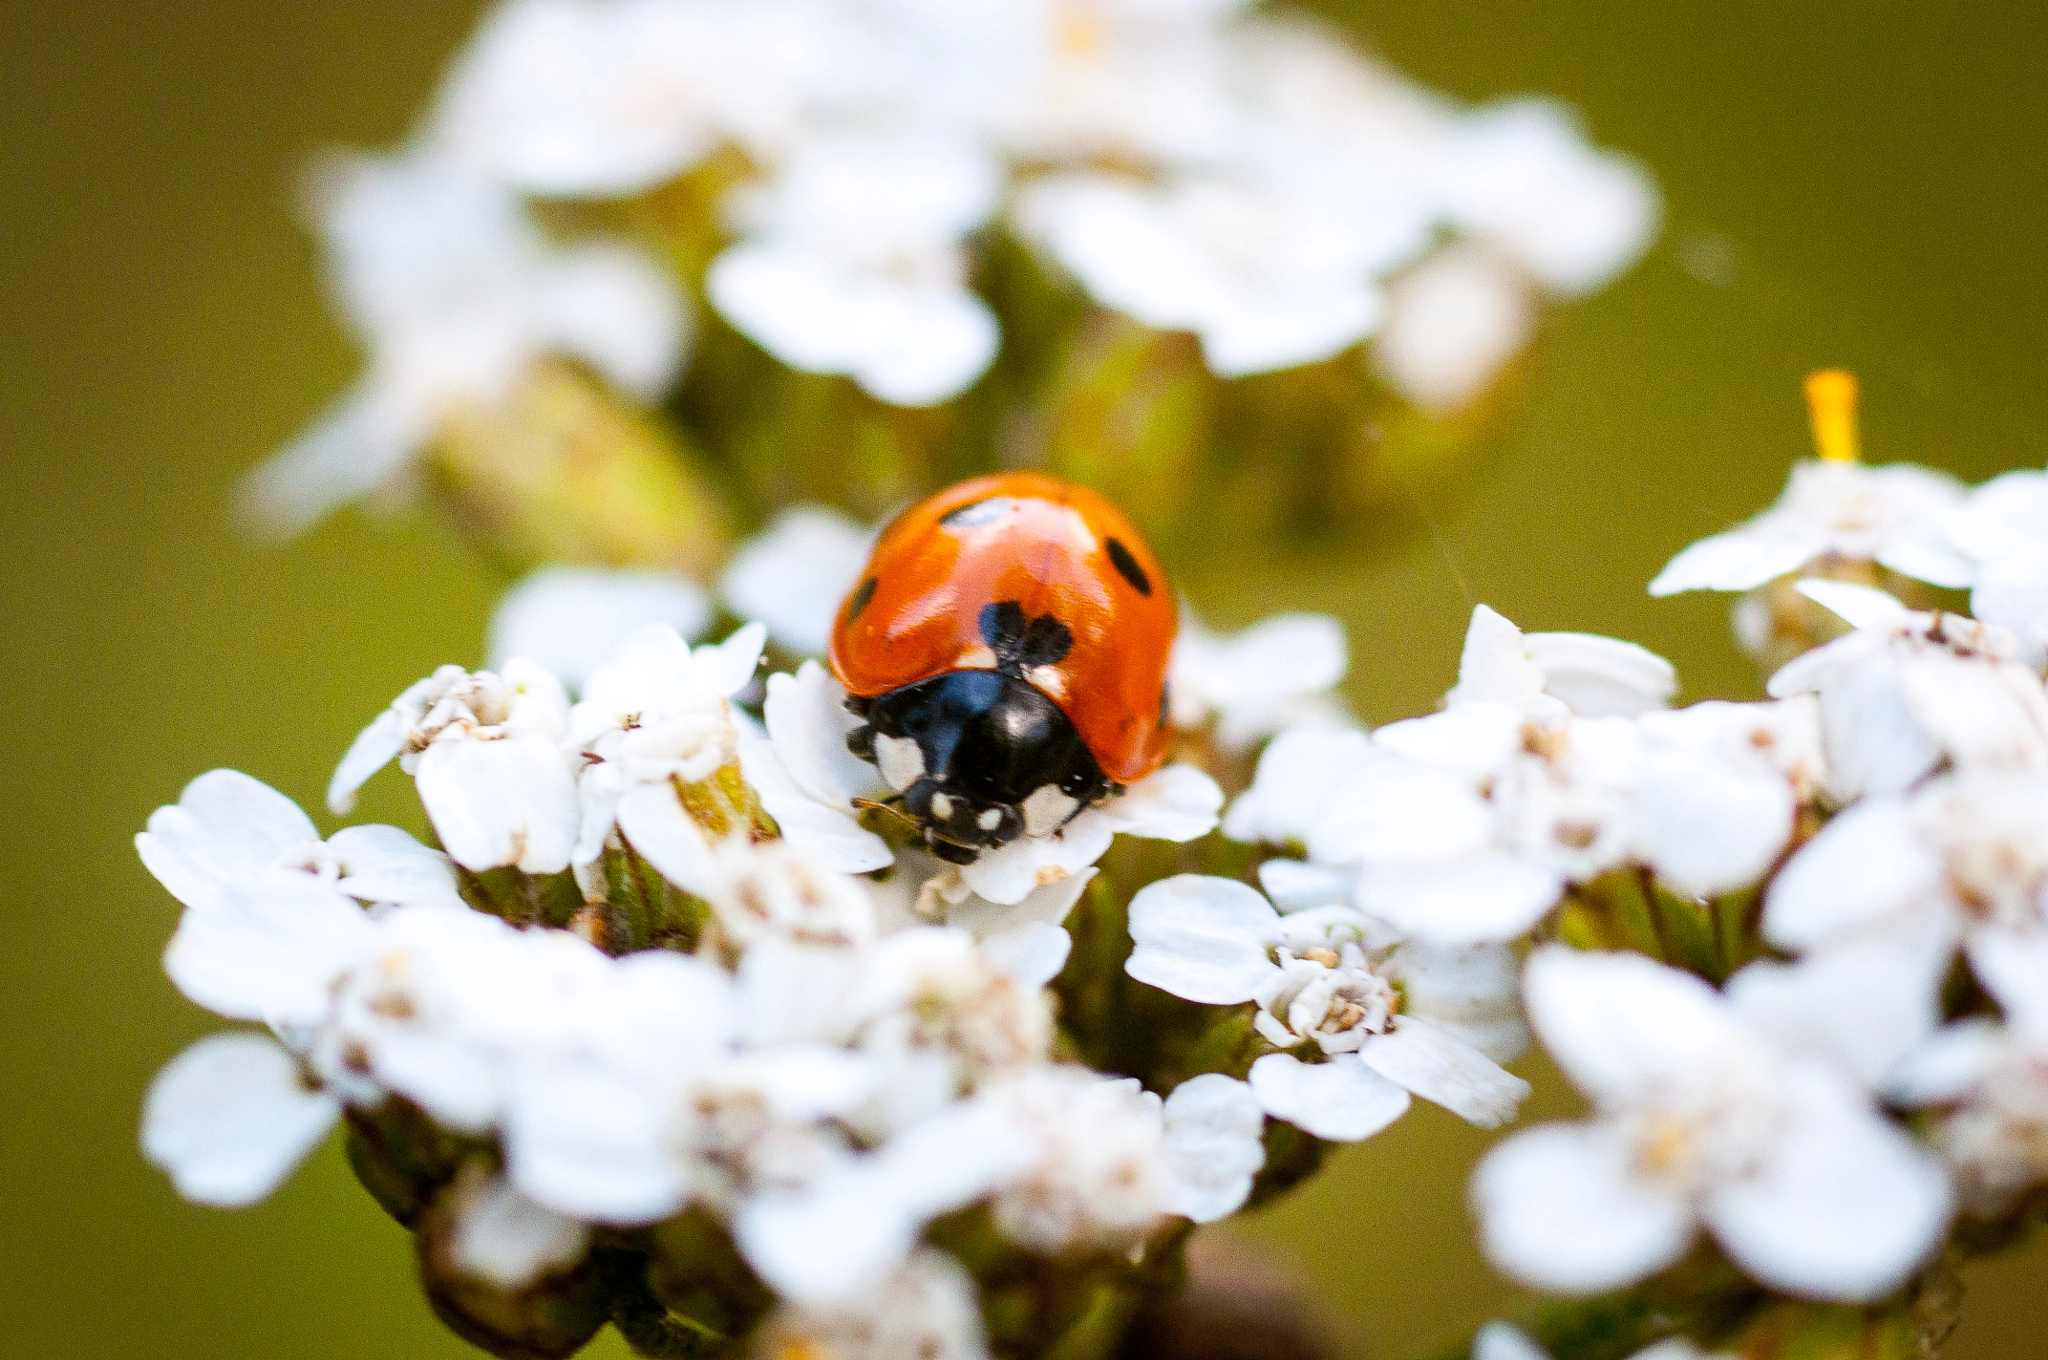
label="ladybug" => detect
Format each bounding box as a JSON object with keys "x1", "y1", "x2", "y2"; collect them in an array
[{"x1": 829, "y1": 472, "x2": 1177, "y2": 865}]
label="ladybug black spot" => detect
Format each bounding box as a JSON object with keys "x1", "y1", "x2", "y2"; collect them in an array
[
  {"x1": 845, "y1": 576, "x2": 879, "y2": 624},
  {"x1": 1105, "y1": 537, "x2": 1152, "y2": 596},
  {"x1": 978, "y1": 600, "x2": 1072, "y2": 675}
]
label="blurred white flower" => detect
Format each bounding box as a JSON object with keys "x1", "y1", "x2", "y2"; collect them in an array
[
  {"x1": 329, "y1": 659, "x2": 580, "y2": 875},
  {"x1": 565, "y1": 621, "x2": 765, "y2": 875},
  {"x1": 241, "y1": 152, "x2": 687, "y2": 536},
  {"x1": 1169, "y1": 610, "x2": 1351, "y2": 750},
  {"x1": 1892, "y1": 933, "x2": 2048, "y2": 1212},
  {"x1": 1934, "y1": 468, "x2": 2048, "y2": 667},
  {"x1": 138, "y1": 768, "x2": 466, "y2": 916},
  {"x1": 1126, "y1": 875, "x2": 1527, "y2": 1141},
  {"x1": 448, "y1": 1170, "x2": 592, "y2": 1289},
  {"x1": 1474, "y1": 948, "x2": 1951, "y2": 1302},
  {"x1": 1220, "y1": 724, "x2": 1377, "y2": 849},
  {"x1": 718, "y1": 505, "x2": 872, "y2": 657},
  {"x1": 1472, "y1": 1323, "x2": 1723, "y2": 1360},
  {"x1": 747, "y1": 660, "x2": 1220, "y2": 905},
  {"x1": 748, "y1": 1248, "x2": 990, "y2": 1360},
  {"x1": 487, "y1": 566, "x2": 710, "y2": 692},
  {"x1": 1437, "y1": 99, "x2": 1659, "y2": 297},
  {"x1": 1373, "y1": 246, "x2": 1536, "y2": 413},
  {"x1": 708, "y1": 137, "x2": 1001, "y2": 405},
  {"x1": 1017, "y1": 171, "x2": 1398, "y2": 376},
  {"x1": 1769, "y1": 582, "x2": 2048, "y2": 802},
  {"x1": 1650, "y1": 462, "x2": 1969, "y2": 599}
]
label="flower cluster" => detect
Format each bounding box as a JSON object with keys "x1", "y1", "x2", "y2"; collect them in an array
[
  {"x1": 240, "y1": 0, "x2": 1657, "y2": 553},
  {"x1": 140, "y1": 600, "x2": 1335, "y2": 1358}
]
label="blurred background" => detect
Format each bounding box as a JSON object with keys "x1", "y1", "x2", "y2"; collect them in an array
[{"x1": 4, "y1": 2, "x2": 2047, "y2": 1356}]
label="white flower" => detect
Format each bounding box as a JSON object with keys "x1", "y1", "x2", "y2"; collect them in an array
[
  {"x1": 1017, "y1": 170, "x2": 1402, "y2": 377},
  {"x1": 1933, "y1": 468, "x2": 2048, "y2": 667},
  {"x1": 1126, "y1": 875, "x2": 1528, "y2": 1141},
  {"x1": 141, "y1": 1032, "x2": 342, "y2": 1207},
  {"x1": 1472, "y1": 1323, "x2": 1723, "y2": 1360},
  {"x1": 1768, "y1": 583, "x2": 2048, "y2": 802},
  {"x1": 240, "y1": 151, "x2": 686, "y2": 536},
  {"x1": 707, "y1": 136, "x2": 1001, "y2": 406},
  {"x1": 1373, "y1": 245, "x2": 1536, "y2": 412},
  {"x1": 566, "y1": 621, "x2": 766, "y2": 873},
  {"x1": 1221, "y1": 724, "x2": 1377, "y2": 849},
  {"x1": 138, "y1": 768, "x2": 467, "y2": 916},
  {"x1": 1446, "y1": 604, "x2": 1675, "y2": 720},
  {"x1": 487, "y1": 566, "x2": 709, "y2": 693},
  {"x1": 430, "y1": 0, "x2": 842, "y2": 197},
  {"x1": 1473, "y1": 948, "x2": 1951, "y2": 1302},
  {"x1": 1891, "y1": 932, "x2": 2048, "y2": 1211},
  {"x1": 447, "y1": 1170, "x2": 592, "y2": 1289},
  {"x1": 717, "y1": 505, "x2": 872, "y2": 657},
  {"x1": 329, "y1": 659, "x2": 579, "y2": 875},
  {"x1": 747, "y1": 660, "x2": 1221, "y2": 905},
  {"x1": 1436, "y1": 99, "x2": 1660, "y2": 297},
  {"x1": 1761, "y1": 770, "x2": 2048, "y2": 1048},
  {"x1": 748, "y1": 1248, "x2": 990, "y2": 1360},
  {"x1": 1649, "y1": 462, "x2": 1969, "y2": 599},
  {"x1": 1169, "y1": 610, "x2": 1351, "y2": 750}
]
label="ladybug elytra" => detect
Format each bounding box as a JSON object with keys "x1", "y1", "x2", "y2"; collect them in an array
[{"x1": 829, "y1": 472, "x2": 1177, "y2": 865}]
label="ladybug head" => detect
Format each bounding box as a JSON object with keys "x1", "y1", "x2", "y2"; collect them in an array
[{"x1": 844, "y1": 667, "x2": 1112, "y2": 865}]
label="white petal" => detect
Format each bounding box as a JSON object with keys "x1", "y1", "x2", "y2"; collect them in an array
[
  {"x1": 533, "y1": 241, "x2": 688, "y2": 399},
  {"x1": 1761, "y1": 798, "x2": 1940, "y2": 950},
  {"x1": 238, "y1": 379, "x2": 429, "y2": 541},
  {"x1": 1221, "y1": 726, "x2": 1376, "y2": 847},
  {"x1": 1097, "y1": 765, "x2": 1224, "y2": 842},
  {"x1": 1726, "y1": 917, "x2": 1953, "y2": 1087},
  {"x1": 452, "y1": 1175, "x2": 591, "y2": 1289},
  {"x1": 415, "y1": 736, "x2": 580, "y2": 874},
  {"x1": 1248, "y1": 1052, "x2": 1410, "y2": 1142},
  {"x1": 741, "y1": 739, "x2": 894, "y2": 875},
  {"x1": 1793, "y1": 578, "x2": 1915, "y2": 630},
  {"x1": 1648, "y1": 527, "x2": 1824, "y2": 596},
  {"x1": 718, "y1": 507, "x2": 872, "y2": 657},
  {"x1": 164, "y1": 873, "x2": 374, "y2": 1025},
  {"x1": 328, "y1": 707, "x2": 407, "y2": 815},
  {"x1": 1446, "y1": 605, "x2": 1546, "y2": 710},
  {"x1": 1309, "y1": 759, "x2": 1494, "y2": 867},
  {"x1": 959, "y1": 815, "x2": 1114, "y2": 907},
  {"x1": 1632, "y1": 751, "x2": 1794, "y2": 900},
  {"x1": 979, "y1": 921, "x2": 1073, "y2": 992},
  {"x1": 1361, "y1": 1019, "x2": 1529, "y2": 1127},
  {"x1": 1257, "y1": 858, "x2": 1356, "y2": 914},
  {"x1": 1160, "y1": 1074, "x2": 1266, "y2": 1223},
  {"x1": 1886, "y1": 1018, "x2": 2006, "y2": 1106},
  {"x1": 762, "y1": 663, "x2": 887, "y2": 810},
  {"x1": 1522, "y1": 947, "x2": 1758, "y2": 1106},
  {"x1": 141, "y1": 1033, "x2": 339, "y2": 1207},
  {"x1": 1704, "y1": 1071, "x2": 1951, "y2": 1301},
  {"x1": 488, "y1": 566, "x2": 709, "y2": 693},
  {"x1": 326, "y1": 824, "x2": 468, "y2": 910},
  {"x1": 505, "y1": 1064, "x2": 688, "y2": 1226},
  {"x1": 946, "y1": 866, "x2": 1093, "y2": 942},
  {"x1": 1125, "y1": 875, "x2": 1278, "y2": 1004},
  {"x1": 1355, "y1": 853, "x2": 1563, "y2": 947},
  {"x1": 1392, "y1": 943, "x2": 1529, "y2": 1063},
  {"x1": 1472, "y1": 1322, "x2": 1553, "y2": 1360},
  {"x1": 1471, "y1": 1121, "x2": 1694, "y2": 1293},
  {"x1": 1523, "y1": 632, "x2": 1677, "y2": 718},
  {"x1": 613, "y1": 783, "x2": 718, "y2": 898}
]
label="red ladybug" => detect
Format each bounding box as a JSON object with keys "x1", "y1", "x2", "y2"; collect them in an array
[{"x1": 829, "y1": 472, "x2": 1177, "y2": 865}]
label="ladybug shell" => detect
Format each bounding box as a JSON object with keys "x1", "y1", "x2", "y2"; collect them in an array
[{"x1": 829, "y1": 472, "x2": 1177, "y2": 785}]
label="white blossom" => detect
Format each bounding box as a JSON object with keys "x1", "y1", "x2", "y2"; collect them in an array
[
  {"x1": 448, "y1": 1170, "x2": 593, "y2": 1289},
  {"x1": 1373, "y1": 246, "x2": 1536, "y2": 412},
  {"x1": 138, "y1": 768, "x2": 466, "y2": 917},
  {"x1": 487, "y1": 566, "x2": 709, "y2": 692},
  {"x1": 1472, "y1": 1323, "x2": 1723, "y2": 1360},
  {"x1": 1446, "y1": 604, "x2": 1676, "y2": 720},
  {"x1": 718, "y1": 505, "x2": 872, "y2": 657},
  {"x1": 1474, "y1": 948, "x2": 1951, "y2": 1302},
  {"x1": 565, "y1": 621, "x2": 766, "y2": 874},
  {"x1": 241, "y1": 151, "x2": 687, "y2": 536},
  {"x1": 1768, "y1": 583, "x2": 2048, "y2": 802},
  {"x1": 748, "y1": 1248, "x2": 990, "y2": 1360},
  {"x1": 329, "y1": 660, "x2": 580, "y2": 875},
  {"x1": 1169, "y1": 610, "x2": 1350, "y2": 750},
  {"x1": 1649, "y1": 462, "x2": 1970, "y2": 600},
  {"x1": 707, "y1": 136, "x2": 1001, "y2": 405},
  {"x1": 1126, "y1": 875, "x2": 1528, "y2": 1141}
]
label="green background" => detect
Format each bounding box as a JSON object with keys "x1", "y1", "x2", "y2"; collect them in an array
[{"x1": 4, "y1": 2, "x2": 2045, "y2": 1355}]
